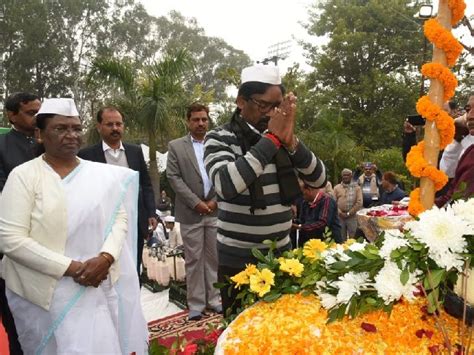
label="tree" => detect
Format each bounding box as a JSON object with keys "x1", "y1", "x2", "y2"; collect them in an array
[{"x1": 303, "y1": 0, "x2": 425, "y2": 149}]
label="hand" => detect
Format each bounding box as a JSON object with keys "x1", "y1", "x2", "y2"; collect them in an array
[
  {"x1": 148, "y1": 217, "x2": 158, "y2": 230},
  {"x1": 403, "y1": 120, "x2": 415, "y2": 134},
  {"x1": 73, "y1": 256, "x2": 110, "y2": 287},
  {"x1": 205, "y1": 200, "x2": 217, "y2": 213},
  {"x1": 194, "y1": 201, "x2": 211, "y2": 215},
  {"x1": 292, "y1": 223, "x2": 301, "y2": 230},
  {"x1": 268, "y1": 92, "x2": 297, "y2": 147},
  {"x1": 64, "y1": 260, "x2": 84, "y2": 277}
]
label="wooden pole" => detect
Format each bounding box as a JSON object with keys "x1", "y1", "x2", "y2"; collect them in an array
[{"x1": 420, "y1": 0, "x2": 452, "y2": 210}]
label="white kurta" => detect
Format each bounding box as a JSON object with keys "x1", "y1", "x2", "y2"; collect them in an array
[{"x1": 4, "y1": 159, "x2": 148, "y2": 354}]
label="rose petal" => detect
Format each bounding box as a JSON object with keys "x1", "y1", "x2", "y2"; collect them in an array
[{"x1": 361, "y1": 322, "x2": 377, "y2": 333}]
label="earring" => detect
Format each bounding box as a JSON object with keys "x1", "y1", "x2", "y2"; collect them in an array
[{"x1": 37, "y1": 137, "x2": 43, "y2": 144}]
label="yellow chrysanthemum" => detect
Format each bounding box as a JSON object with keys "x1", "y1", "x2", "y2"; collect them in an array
[
  {"x1": 279, "y1": 258, "x2": 304, "y2": 277},
  {"x1": 244, "y1": 263, "x2": 257, "y2": 276},
  {"x1": 230, "y1": 270, "x2": 250, "y2": 289},
  {"x1": 303, "y1": 239, "x2": 327, "y2": 260},
  {"x1": 249, "y1": 268, "x2": 275, "y2": 297},
  {"x1": 230, "y1": 264, "x2": 258, "y2": 289}
]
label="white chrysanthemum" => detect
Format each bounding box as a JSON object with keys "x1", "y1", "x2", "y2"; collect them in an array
[
  {"x1": 321, "y1": 245, "x2": 350, "y2": 265},
  {"x1": 348, "y1": 241, "x2": 367, "y2": 252},
  {"x1": 451, "y1": 199, "x2": 474, "y2": 234},
  {"x1": 317, "y1": 292, "x2": 337, "y2": 309},
  {"x1": 379, "y1": 230, "x2": 409, "y2": 260},
  {"x1": 405, "y1": 206, "x2": 469, "y2": 271},
  {"x1": 333, "y1": 272, "x2": 370, "y2": 304},
  {"x1": 374, "y1": 261, "x2": 421, "y2": 305}
]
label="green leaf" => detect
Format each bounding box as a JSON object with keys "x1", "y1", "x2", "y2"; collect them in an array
[
  {"x1": 213, "y1": 282, "x2": 227, "y2": 289},
  {"x1": 251, "y1": 248, "x2": 267, "y2": 263},
  {"x1": 282, "y1": 285, "x2": 301, "y2": 294},
  {"x1": 400, "y1": 268, "x2": 409, "y2": 286},
  {"x1": 330, "y1": 261, "x2": 347, "y2": 270},
  {"x1": 425, "y1": 269, "x2": 445, "y2": 289},
  {"x1": 263, "y1": 292, "x2": 282, "y2": 302},
  {"x1": 365, "y1": 297, "x2": 377, "y2": 305},
  {"x1": 426, "y1": 289, "x2": 440, "y2": 314}
]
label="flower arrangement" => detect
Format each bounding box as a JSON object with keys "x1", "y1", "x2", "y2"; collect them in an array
[
  {"x1": 149, "y1": 328, "x2": 223, "y2": 355},
  {"x1": 406, "y1": 0, "x2": 465, "y2": 216},
  {"x1": 223, "y1": 197, "x2": 474, "y2": 352}
]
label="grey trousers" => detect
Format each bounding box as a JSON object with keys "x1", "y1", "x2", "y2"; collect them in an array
[
  {"x1": 341, "y1": 215, "x2": 358, "y2": 240},
  {"x1": 180, "y1": 216, "x2": 220, "y2": 312}
]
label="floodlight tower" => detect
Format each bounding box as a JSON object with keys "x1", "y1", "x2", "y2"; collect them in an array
[{"x1": 260, "y1": 40, "x2": 292, "y2": 65}]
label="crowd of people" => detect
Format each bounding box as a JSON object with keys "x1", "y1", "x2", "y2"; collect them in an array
[{"x1": 0, "y1": 65, "x2": 472, "y2": 354}]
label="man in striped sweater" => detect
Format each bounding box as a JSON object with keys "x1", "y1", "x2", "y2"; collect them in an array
[{"x1": 204, "y1": 64, "x2": 326, "y2": 312}]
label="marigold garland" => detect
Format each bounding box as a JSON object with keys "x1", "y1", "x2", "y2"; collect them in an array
[
  {"x1": 448, "y1": 0, "x2": 467, "y2": 25},
  {"x1": 423, "y1": 19, "x2": 463, "y2": 67},
  {"x1": 220, "y1": 294, "x2": 460, "y2": 354},
  {"x1": 407, "y1": 1, "x2": 465, "y2": 216}
]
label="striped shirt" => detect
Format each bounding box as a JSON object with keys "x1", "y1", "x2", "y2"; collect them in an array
[{"x1": 204, "y1": 123, "x2": 326, "y2": 268}]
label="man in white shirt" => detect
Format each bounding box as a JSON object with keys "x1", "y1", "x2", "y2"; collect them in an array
[{"x1": 78, "y1": 107, "x2": 158, "y2": 277}]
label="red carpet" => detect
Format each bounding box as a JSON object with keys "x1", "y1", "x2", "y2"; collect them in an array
[
  {"x1": 148, "y1": 311, "x2": 222, "y2": 348},
  {"x1": 0, "y1": 318, "x2": 8, "y2": 355}
]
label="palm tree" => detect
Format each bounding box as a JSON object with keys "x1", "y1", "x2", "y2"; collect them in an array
[{"x1": 89, "y1": 49, "x2": 193, "y2": 202}]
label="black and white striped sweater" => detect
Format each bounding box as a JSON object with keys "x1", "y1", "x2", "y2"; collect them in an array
[{"x1": 204, "y1": 123, "x2": 326, "y2": 268}]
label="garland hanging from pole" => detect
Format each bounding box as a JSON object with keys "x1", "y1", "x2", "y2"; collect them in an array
[{"x1": 406, "y1": 0, "x2": 466, "y2": 216}]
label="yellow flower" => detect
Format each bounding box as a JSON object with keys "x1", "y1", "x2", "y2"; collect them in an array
[
  {"x1": 249, "y1": 268, "x2": 275, "y2": 297},
  {"x1": 344, "y1": 239, "x2": 357, "y2": 249},
  {"x1": 230, "y1": 264, "x2": 258, "y2": 289},
  {"x1": 279, "y1": 258, "x2": 304, "y2": 277},
  {"x1": 244, "y1": 263, "x2": 257, "y2": 276},
  {"x1": 303, "y1": 239, "x2": 327, "y2": 260},
  {"x1": 231, "y1": 270, "x2": 250, "y2": 289}
]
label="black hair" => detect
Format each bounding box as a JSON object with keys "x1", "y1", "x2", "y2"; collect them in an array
[
  {"x1": 96, "y1": 106, "x2": 123, "y2": 123},
  {"x1": 5, "y1": 92, "x2": 40, "y2": 113},
  {"x1": 35, "y1": 113, "x2": 56, "y2": 130},
  {"x1": 186, "y1": 102, "x2": 209, "y2": 119},
  {"x1": 237, "y1": 81, "x2": 286, "y2": 100},
  {"x1": 448, "y1": 101, "x2": 457, "y2": 110}
]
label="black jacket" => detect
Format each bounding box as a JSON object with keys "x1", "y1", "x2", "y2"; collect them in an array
[{"x1": 0, "y1": 129, "x2": 38, "y2": 191}]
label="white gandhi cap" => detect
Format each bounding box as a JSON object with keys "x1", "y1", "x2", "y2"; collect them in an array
[
  {"x1": 36, "y1": 98, "x2": 79, "y2": 117},
  {"x1": 241, "y1": 64, "x2": 281, "y2": 85}
]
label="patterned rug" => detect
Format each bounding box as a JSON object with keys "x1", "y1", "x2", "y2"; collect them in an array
[{"x1": 148, "y1": 311, "x2": 223, "y2": 348}]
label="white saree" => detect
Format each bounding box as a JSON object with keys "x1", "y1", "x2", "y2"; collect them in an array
[{"x1": 5, "y1": 159, "x2": 148, "y2": 354}]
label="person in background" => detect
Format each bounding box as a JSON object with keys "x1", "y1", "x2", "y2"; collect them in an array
[
  {"x1": 78, "y1": 106, "x2": 157, "y2": 277},
  {"x1": 440, "y1": 95, "x2": 473, "y2": 179},
  {"x1": 0, "y1": 92, "x2": 41, "y2": 355},
  {"x1": 356, "y1": 162, "x2": 381, "y2": 207},
  {"x1": 167, "y1": 102, "x2": 221, "y2": 321},
  {"x1": 156, "y1": 190, "x2": 172, "y2": 216},
  {"x1": 379, "y1": 171, "x2": 406, "y2": 205},
  {"x1": 334, "y1": 168, "x2": 363, "y2": 240},
  {"x1": 294, "y1": 181, "x2": 342, "y2": 244},
  {"x1": 0, "y1": 98, "x2": 147, "y2": 354},
  {"x1": 204, "y1": 64, "x2": 326, "y2": 314}
]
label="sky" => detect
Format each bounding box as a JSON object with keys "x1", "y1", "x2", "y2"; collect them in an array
[
  {"x1": 140, "y1": 0, "x2": 317, "y2": 73},
  {"x1": 140, "y1": 0, "x2": 474, "y2": 75}
]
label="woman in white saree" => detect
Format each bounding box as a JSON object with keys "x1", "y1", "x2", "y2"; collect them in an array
[{"x1": 0, "y1": 98, "x2": 148, "y2": 354}]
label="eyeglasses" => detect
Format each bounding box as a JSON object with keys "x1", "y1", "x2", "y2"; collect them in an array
[
  {"x1": 50, "y1": 125, "x2": 84, "y2": 136},
  {"x1": 248, "y1": 97, "x2": 281, "y2": 112}
]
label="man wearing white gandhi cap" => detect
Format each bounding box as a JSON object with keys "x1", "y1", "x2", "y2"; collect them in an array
[{"x1": 203, "y1": 63, "x2": 328, "y2": 314}]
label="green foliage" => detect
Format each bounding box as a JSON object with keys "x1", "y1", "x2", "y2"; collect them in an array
[{"x1": 303, "y1": 0, "x2": 424, "y2": 150}]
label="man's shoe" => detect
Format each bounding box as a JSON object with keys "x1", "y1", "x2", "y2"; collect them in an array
[
  {"x1": 188, "y1": 310, "x2": 202, "y2": 321},
  {"x1": 210, "y1": 305, "x2": 223, "y2": 314}
]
